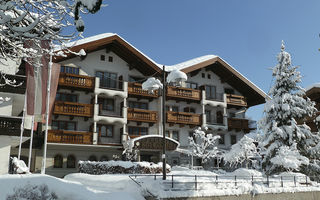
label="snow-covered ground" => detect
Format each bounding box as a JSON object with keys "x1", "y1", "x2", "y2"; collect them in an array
[{"x1": 1, "y1": 167, "x2": 320, "y2": 200}]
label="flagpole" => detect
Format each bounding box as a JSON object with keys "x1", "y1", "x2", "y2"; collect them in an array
[
  {"x1": 18, "y1": 92, "x2": 27, "y2": 160},
  {"x1": 41, "y1": 44, "x2": 53, "y2": 174}
]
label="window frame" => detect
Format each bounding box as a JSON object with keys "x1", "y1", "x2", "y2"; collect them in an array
[
  {"x1": 185, "y1": 81, "x2": 198, "y2": 89},
  {"x1": 97, "y1": 124, "x2": 113, "y2": 138},
  {"x1": 67, "y1": 155, "x2": 76, "y2": 168},
  {"x1": 230, "y1": 135, "x2": 237, "y2": 145},
  {"x1": 128, "y1": 101, "x2": 148, "y2": 110},
  {"x1": 61, "y1": 66, "x2": 79, "y2": 75},
  {"x1": 95, "y1": 71, "x2": 118, "y2": 89},
  {"x1": 172, "y1": 131, "x2": 179, "y2": 141},
  {"x1": 128, "y1": 126, "x2": 148, "y2": 136},
  {"x1": 55, "y1": 92, "x2": 78, "y2": 103},
  {"x1": 54, "y1": 154, "x2": 63, "y2": 168},
  {"x1": 51, "y1": 120, "x2": 77, "y2": 131},
  {"x1": 98, "y1": 98, "x2": 115, "y2": 111},
  {"x1": 205, "y1": 85, "x2": 217, "y2": 99}
]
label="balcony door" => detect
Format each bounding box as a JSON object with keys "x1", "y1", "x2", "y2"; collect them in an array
[
  {"x1": 96, "y1": 71, "x2": 117, "y2": 89},
  {"x1": 205, "y1": 85, "x2": 216, "y2": 100}
]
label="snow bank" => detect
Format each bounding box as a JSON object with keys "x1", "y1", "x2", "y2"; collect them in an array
[
  {"x1": 0, "y1": 174, "x2": 132, "y2": 200},
  {"x1": 229, "y1": 168, "x2": 263, "y2": 177}
]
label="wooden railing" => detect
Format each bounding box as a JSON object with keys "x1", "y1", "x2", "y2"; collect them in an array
[
  {"x1": 59, "y1": 72, "x2": 95, "y2": 90},
  {"x1": 167, "y1": 86, "x2": 201, "y2": 101},
  {"x1": 226, "y1": 94, "x2": 247, "y2": 107},
  {"x1": 0, "y1": 74, "x2": 26, "y2": 94},
  {"x1": 128, "y1": 82, "x2": 158, "y2": 98},
  {"x1": 167, "y1": 111, "x2": 201, "y2": 125},
  {"x1": 228, "y1": 118, "x2": 249, "y2": 132},
  {"x1": 0, "y1": 116, "x2": 29, "y2": 136},
  {"x1": 53, "y1": 101, "x2": 93, "y2": 117},
  {"x1": 127, "y1": 108, "x2": 158, "y2": 123},
  {"x1": 48, "y1": 130, "x2": 93, "y2": 144}
]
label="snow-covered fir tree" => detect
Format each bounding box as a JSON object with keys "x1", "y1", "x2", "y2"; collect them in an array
[
  {"x1": 224, "y1": 135, "x2": 258, "y2": 168},
  {"x1": 188, "y1": 127, "x2": 220, "y2": 165},
  {"x1": 259, "y1": 41, "x2": 320, "y2": 175}
]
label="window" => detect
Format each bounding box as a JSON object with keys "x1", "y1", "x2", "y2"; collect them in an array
[
  {"x1": 129, "y1": 76, "x2": 144, "y2": 83},
  {"x1": 205, "y1": 110, "x2": 211, "y2": 123},
  {"x1": 54, "y1": 154, "x2": 63, "y2": 168},
  {"x1": 100, "y1": 55, "x2": 105, "y2": 61},
  {"x1": 184, "y1": 107, "x2": 195, "y2": 113},
  {"x1": 99, "y1": 98, "x2": 114, "y2": 111},
  {"x1": 128, "y1": 126, "x2": 148, "y2": 136},
  {"x1": 128, "y1": 101, "x2": 148, "y2": 110},
  {"x1": 185, "y1": 82, "x2": 198, "y2": 89},
  {"x1": 205, "y1": 85, "x2": 217, "y2": 100},
  {"x1": 172, "y1": 106, "x2": 179, "y2": 112},
  {"x1": 172, "y1": 131, "x2": 179, "y2": 141},
  {"x1": 96, "y1": 71, "x2": 117, "y2": 89},
  {"x1": 231, "y1": 135, "x2": 237, "y2": 145},
  {"x1": 67, "y1": 155, "x2": 76, "y2": 168},
  {"x1": 88, "y1": 155, "x2": 97, "y2": 161},
  {"x1": 52, "y1": 121, "x2": 76, "y2": 131},
  {"x1": 219, "y1": 134, "x2": 225, "y2": 145},
  {"x1": 165, "y1": 106, "x2": 170, "y2": 111},
  {"x1": 61, "y1": 66, "x2": 79, "y2": 75},
  {"x1": 229, "y1": 112, "x2": 235, "y2": 118},
  {"x1": 98, "y1": 124, "x2": 113, "y2": 137},
  {"x1": 202, "y1": 73, "x2": 205, "y2": 78},
  {"x1": 108, "y1": 56, "x2": 113, "y2": 62},
  {"x1": 55, "y1": 93, "x2": 77, "y2": 102},
  {"x1": 207, "y1": 74, "x2": 211, "y2": 79}
]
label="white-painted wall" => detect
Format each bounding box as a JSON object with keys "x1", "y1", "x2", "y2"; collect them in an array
[{"x1": 0, "y1": 137, "x2": 11, "y2": 174}]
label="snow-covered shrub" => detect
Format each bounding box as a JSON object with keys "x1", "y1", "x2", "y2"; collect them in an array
[
  {"x1": 188, "y1": 127, "x2": 220, "y2": 165},
  {"x1": 224, "y1": 135, "x2": 258, "y2": 168},
  {"x1": 78, "y1": 160, "x2": 171, "y2": 174},
  {"x1": 11, "y1": 157, "x2": 30, "y2": 174},
  {"x1": 259, "y1": 41, "x2": 320, "y2": 175},
  {"x1": 6, "y1": 184, "x2": 57, "y2": 200}
]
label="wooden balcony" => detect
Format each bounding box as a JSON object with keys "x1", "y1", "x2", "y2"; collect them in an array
[
  {"x1": 128, "y1": 82, "x2": 158, "y2": 98},
  {"x1": 127, "y1": 108, "x2": 158, "y2": 123},
  {"x1": 53, "y1": 101, "x2": 93, "y2": 118},
  {"x1": 226, "y1": 94, "x2": 247, "y2": 107},
  {"x1": 167, "y1": 111, "x2": 201, "y2": 126},
  {"x1": 58, "y1": 72, "x2": 95, "y2": 91},
  {"x1": 228, "y1": 118, "x2": 250, "y2": 133},
  {"x1": 0, "y1": 116, "x2": 30, "y2": 137},
  {"x1": 0, "y1": 74, "x2": 26, "y2": 94},
  {"x1": 48, "y1": 130, "x2": 93, "y2": 144},
  {"x1": 166, "y1": 86, "x2": 201, "y2": 102}
]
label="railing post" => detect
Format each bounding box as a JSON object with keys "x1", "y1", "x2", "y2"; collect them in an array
[
  {"x1": 252, "y1": 175, "x2": 254, "y2": 186},
  {"x1": 267, "y1": 175, "x2": 269, "y2": 187},
  {"x1": 281, "y1": 176, "x2": 283, "y2": 187},
  {"x1": 235, "y1": 176, "x2": 237, "y2": 187},
  {"x1": 172, "y1": 175, "x2": 174, "y2": 188},
  {"x1": 306, "y1": 176, "x2": 308, "y2": 187},
  {"x1": 294, "y1": 176, "x2": 296, "y2": 187},
  {"x1": 195, "y1": 175, "x2": 197, "y2": 190}
]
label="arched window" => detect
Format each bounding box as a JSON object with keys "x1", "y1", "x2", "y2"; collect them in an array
[
  {"x1": 88, "y1": 155, "x2": 97, "y2": 161},
  {"x1": 67, "y1": 155, "x2": 76, "y2": 168},
  {"x1": 100, "y1": 156, "x2": 108, "y2": 162},
  {"x1": 54, "y1": 154, "x2": 63, "y2": 168}
]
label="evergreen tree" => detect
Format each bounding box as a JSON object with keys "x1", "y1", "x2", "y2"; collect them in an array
[{"x1": 259, "y1": 41, "x2": 319, "y2": 175}]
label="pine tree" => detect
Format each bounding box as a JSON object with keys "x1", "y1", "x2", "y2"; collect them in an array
[{"x1": 259, "y1": 41, "x2": 319, "y2": 175}]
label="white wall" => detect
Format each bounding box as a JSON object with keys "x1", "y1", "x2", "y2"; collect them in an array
[{"x1": 0, "y1": 137, "x2": 11, "y2": 174}]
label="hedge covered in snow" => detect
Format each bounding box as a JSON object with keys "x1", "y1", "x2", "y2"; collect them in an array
[{"x1": 78, "y1": 160, "x2": 171, "y2": 174}]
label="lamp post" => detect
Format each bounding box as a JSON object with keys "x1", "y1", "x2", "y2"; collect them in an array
[{"x1": 142, "y1": 65, "x2": 187, "y2": 180}]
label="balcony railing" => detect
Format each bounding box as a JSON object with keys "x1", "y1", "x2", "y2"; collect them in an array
[
  {"x1": 226, "y1": 94, "x2": 247, "y2": 107},
  {"x1": 48, "y1": 130, "x2": 93, "y2": 144},
  {"x1": 0, "y1": 74, "x2": 26, "y2": 94},
  {"x1": 167, "y1": 111, "x2": 201, "y2": 126},
  {"x1": 228, "y1": 118, "x2": 250, "y2": 132},
  {"x1": 128, "y1": 82, "x2": 158, "y2": 98},
  {"x1": 167, "y1": 86, "x2": 201, "y2": 101},
  {"x1": 59, "y1": 72, "x2": 95, "y2": 91},
  {"x1": 127, "y1": 108, "x2": 158, "y2": 123},
  {"x1": 53, "y1": 101, "x2": 93, "y2": 117},
  {"x1": 0, "y1": 116, "x2": 30, "y2": 136}
]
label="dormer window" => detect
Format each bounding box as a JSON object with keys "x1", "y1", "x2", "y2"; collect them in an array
[
  {"x1": 100, "y1": 55, "x2": 105, "y2": 61},
  {"x1": 108, "y1": 56, "x2": 113, "y2": 62}
]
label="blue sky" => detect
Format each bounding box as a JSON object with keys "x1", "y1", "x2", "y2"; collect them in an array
[{"x1": 80, "y1": 0, "x2": 320, "y2": 121}]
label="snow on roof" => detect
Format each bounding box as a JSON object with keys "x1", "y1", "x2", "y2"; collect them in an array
[
  {"x1": 164, "y1": 55, "x2": 217, "y2": 71},
  {"x1": 305, "y1": 83, "x2": 320, "y2": 92}
]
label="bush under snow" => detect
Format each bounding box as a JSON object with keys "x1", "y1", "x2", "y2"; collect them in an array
[{"x1": 78, "y1": 160, "x2": 171, "y2": 175}]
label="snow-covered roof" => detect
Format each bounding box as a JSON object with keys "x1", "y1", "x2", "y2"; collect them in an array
[
  {"x1": 164, "y1": 55, "x2": 217, "y2": 71},
  {"x1": 305, "y1": 83, "x2": 320, "y2": 92}
]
